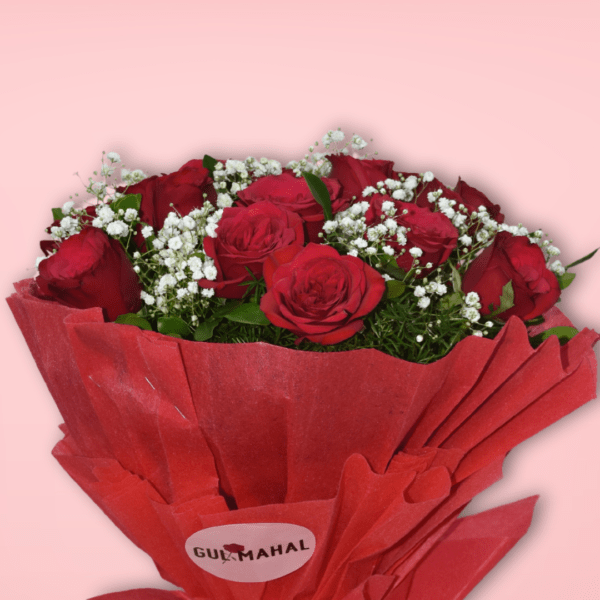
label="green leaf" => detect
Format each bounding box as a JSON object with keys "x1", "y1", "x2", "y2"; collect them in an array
[
  {"x1": 52, "y1": 208, "x2": 65, "y2": 221},
  {"x1": 193, "y1": 319, "x2": 219, "y2": 342},
  {"x1": 115, "y1": 313, "x2": 153, "y2": 331},
  {"x1": 111, "y1": 193, "x2": 141, "y2": 213},
  {"x1": 565, "y1": 247, "x2": 598, "y2": 270},
  {"x1": 157, "y1": 316, "x2": 192, "y2": 337},
  {"x1": 212, "y1": 300, "x2": 242, "y2": 319},
  {"x1": 385, "y1": 280, "x2": 405, "y2": 299},
  {"x1": 203, "y1": 154, "x2": 218, "y2": 178},
  {"x1": 439, "y1": 291, "x2": 463, "y2": 310},
  {"x1": 450, "y1": 263, "x2": 462, "y2": 293},
  {"x1": 303, "y1": 172, "x2": 333, "y2": 221},
  {"x1": 524, "y1": 314, "x2": 545, "y2": 326},
  {"x1": 557, "y1": 271, "x2": 576, "y2": 290},
  {"x1": 224, "y1": 303, "x2": 270, "y2": 325},
  {"x1": 489, "y1": 281, "x2": 514, "y2": 316},
  {"x1": 529, "y1": 325, "x2": 579, "y2": 348}
]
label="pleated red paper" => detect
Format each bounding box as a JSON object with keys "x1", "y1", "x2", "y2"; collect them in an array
[{"x1": 7, "y1": 278, "x2": 599, "y2": 600}]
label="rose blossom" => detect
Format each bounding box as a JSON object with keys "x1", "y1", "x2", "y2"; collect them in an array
[
  {"x1": 260, "y1": 243, "x2": 386, "y2": 345},
  {"x1": 328, "y1": 154, "x2": 395, "y2": 201},
  {"x1": 236, "y1": 170, "x2": 344, "y2": 243},
  {"x1": 124, "y1": 159, "x2": 216, "y2": 234},
  {"x1": 35, "y1": 227, "x2": 142, "y2": 321},
  {"x1": 199, "y1": 201, "x2": 305, "y2": 299},
  {"x1": 462, "y1": 231, "x2": 561, "y2": 320},
  {"x1": 365, "y1": 195, "x2": 458, "y2": 274}
]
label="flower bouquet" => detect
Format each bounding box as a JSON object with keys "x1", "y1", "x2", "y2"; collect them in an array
[{"x1": 8, "y1": 130, "x2": 598, "y2": 600}]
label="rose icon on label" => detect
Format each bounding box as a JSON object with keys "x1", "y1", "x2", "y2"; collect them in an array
[{"x1": 222, "y1": 544, "x2": 245, "y2": 562}]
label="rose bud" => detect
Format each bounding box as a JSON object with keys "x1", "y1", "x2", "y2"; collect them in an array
[
  {"x1": 365, "y1": 195, "x2": 458, "y2": 274},
  {"x1": 462, "y1": 231, "x2": 561, "y2": 321},
  {"x1": 35, "y1": 227, "x2": 142, "y2": 321},
  {"x1": 199, "y1": 202, "x2": 305, "y2": 299},
  {"x1": 260, "y1": 243, "x2": 386, "y2": 345},
  {"x1": 328, "y1": 154, "x2": 395, "y2": 201},
  {"x1": 124, "y1": 159, "x2": 216, "y2": 234},
  {"x1": 236, "y1": 170, "x2": 345, "y2": 243}
]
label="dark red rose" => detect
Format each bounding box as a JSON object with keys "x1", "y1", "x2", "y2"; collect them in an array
[
  {"x1": 328, "y1": 154, "x2": 395, "y2": 201},
  {"x1": 462, "y1": 231, "x2": 560, "y2": 321},
  {"x1": 124, "y1": 159, "x2": 216, "y2": 234},
  {"x1": 415, "y1": 178, "x2": 504, "y2": 232},
  {"x1": 260, "y1": 243, "x2": 385, "y2": 345},
  {"x1": 223, "y1": 544, "x2": 245, "y2": 554},
  {"x1": 200, "y1": 201, "x2": 305, "y2": 299},
  {"x1": 236, "y1": 170, "x2": 344, "y2": 243},
  {"x1": 454, "y1": 177, "x2": 504, "y2": 223},
  {"x1": 365, "y1": 195, "x2": 458, "y2": 274},
  {"x1": 35, "y1": 227, "x2": 142, "y2": 321}
]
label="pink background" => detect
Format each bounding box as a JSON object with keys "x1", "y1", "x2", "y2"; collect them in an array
[{"x1": 1, "y1": 1, "x2": 599, "y2": 598}]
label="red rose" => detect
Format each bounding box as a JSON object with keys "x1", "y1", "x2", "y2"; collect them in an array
[
  {"x1": 365, "y1": 195, "x2": 458, "y2": 274},
  {"x1": 462, "y1": 231, "x2": 560, "y2": 320},
  {"x1": 35, "y1": 227, "x2": 142, "y2": 321},
  {"x1": 124, "y1": 159, "x2": 216, "y2": 234},
  {"x1": 200, "y1": 201, "x2": 305, "y2": 299},
  {"x1": 328, "y1": 154, "x2": 395, "y2": 201},
  {"x1": 415, "y1": 177, "x2": 505, "y2": 232},
  {"x1": 236, "y1": 170, "x2": 344, "y2": 243},
  {"x1": 260, "y1": 243, "x2": 385, "y2": 345}
]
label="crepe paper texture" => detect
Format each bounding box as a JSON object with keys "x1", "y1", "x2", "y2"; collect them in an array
[
  {"x1": 7, "y1": 279, "x2": 599, "y2": 600},
  {"x1": 86, "y1": 496, "x2": 538, "y2": 600}
]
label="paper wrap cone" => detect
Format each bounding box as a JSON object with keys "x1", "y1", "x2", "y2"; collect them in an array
[{"x1": 7, "y1": 278, "x2": 599, "y2": 599}]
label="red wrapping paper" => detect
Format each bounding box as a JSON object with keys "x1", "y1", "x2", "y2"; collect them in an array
[
  {"x1": 7, "y1": 278, "x2": 599, "y2": 599},
  {"x1": 88, "y1": 497, "x2": 539, "y2": 600}
]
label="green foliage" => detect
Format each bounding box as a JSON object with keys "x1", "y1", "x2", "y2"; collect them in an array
[
  {"x1": 303, "y1": 172, "x2": 333, "y2": 221},
  {"x1": 157, "y1": 316, "x2": 192, "y2": 337},
  {"x1": 202, "y1": 154, "x2": 219, "y2": 178},
  {"x1": 565, "y1": 248, "x2": 598, "y2": 270},
  {"x1": 115, "y1": 313, "x2": 153, "y2": 330},
  {"x1": 557, "y1": 272, "x2": 576, "y2": 290},
  {"x1": 529, "y1": 325, "x2": 579, "y2": 348}
]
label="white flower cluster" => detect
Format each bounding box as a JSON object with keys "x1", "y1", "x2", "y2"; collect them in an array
[
  {"x1": 135, "y1": 202, "x2": 221, "y2": 315},
  {"x1": 211, "y1": 157, "x2": 282, "y2": 207}
]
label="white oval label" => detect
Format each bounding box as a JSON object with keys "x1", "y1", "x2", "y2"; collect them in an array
[{"x1": 185, "y1": 522, "x2": 316, "y2": 582}]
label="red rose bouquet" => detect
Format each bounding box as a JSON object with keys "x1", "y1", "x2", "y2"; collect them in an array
[{"x1": 7, "y1": 131, "x2": 598, "y2": 600}]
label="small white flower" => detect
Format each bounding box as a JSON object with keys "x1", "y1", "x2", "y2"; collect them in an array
[
  {"x1": 382, "y1": 245, "x2": 395, "y2": 256},
  {"x1": 459, "y1": 235, "x2": 472, "y2": 246},
  {"x1": 351, "y1": 134, "x2": 367, "y2": 149},
  {"x1": 550, "y1": 260, "x2": 566, "y2": 275},
  {"x1": 403, "y1": 176, "x2": 418, "y2": 190},
  {"x1": 473, "y1": 331, "x2": 484, "y2": 337},
  {"x1": 106, "y1": 221, "x2": 129, "y2": 237},
  {"x1": 152, "y1": 238, "x2": 165, "y2": 250},
  {"x1": 417, "y1": 297, "x2": 431, "y2": 309},
  {"x1": 409, "y1": 247, "x2": 423, "y2": 258},
  {"x1": 462, "y1": 307, "x2": 481, "y2": 322},
  {"x1": 203, "y1": 264, "x2": 218, "y2": 280},
  {"x1": 143, "y1": 294, "x2": 156, "y2": 306},
  {"x1": 465, "y1": 291, "x2": 480, "y2": 306},
  {"x1": 422, "y1": 171, "x2": 434, "y2": 183},
  {"x1": 168, "y1": 236, "x2": 183, "y2": 250},
  {"x1": 201, "y1": 288, "x2": 215, "y2": 298},
  {"x1": 62, "y1": 201, "x2": 75, "y2": 214},
  {"x1": 381, "y1": 200, "x2": 395, "y2": 213},
  {"x1": 414, "y1": 286, "x2": 426, "y2": 298},
  {"x1": 416, "y1": 335, "x2": 424, "y2": 343},
  {"x1": 142, "y1": 225, "x2": 154, "y2": 239},
  {"x1": 106, "y1": 152, "x2": 121, "y2": 163},
  {"x1": 362, "y1": 186, "x2": 378, "y2": 197},
  {"x1": 124, "y1": 208, "x2": 138, "y2": 222},
  {"x1": 547, "y1": 245, "x2": 560, "y2": 256},
  {"x1": 392, "y1": 189, "x2": 407, "y2": 201},
  {"x1": 347, "y1": 249, "x2": 359, "y2": 257}
]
